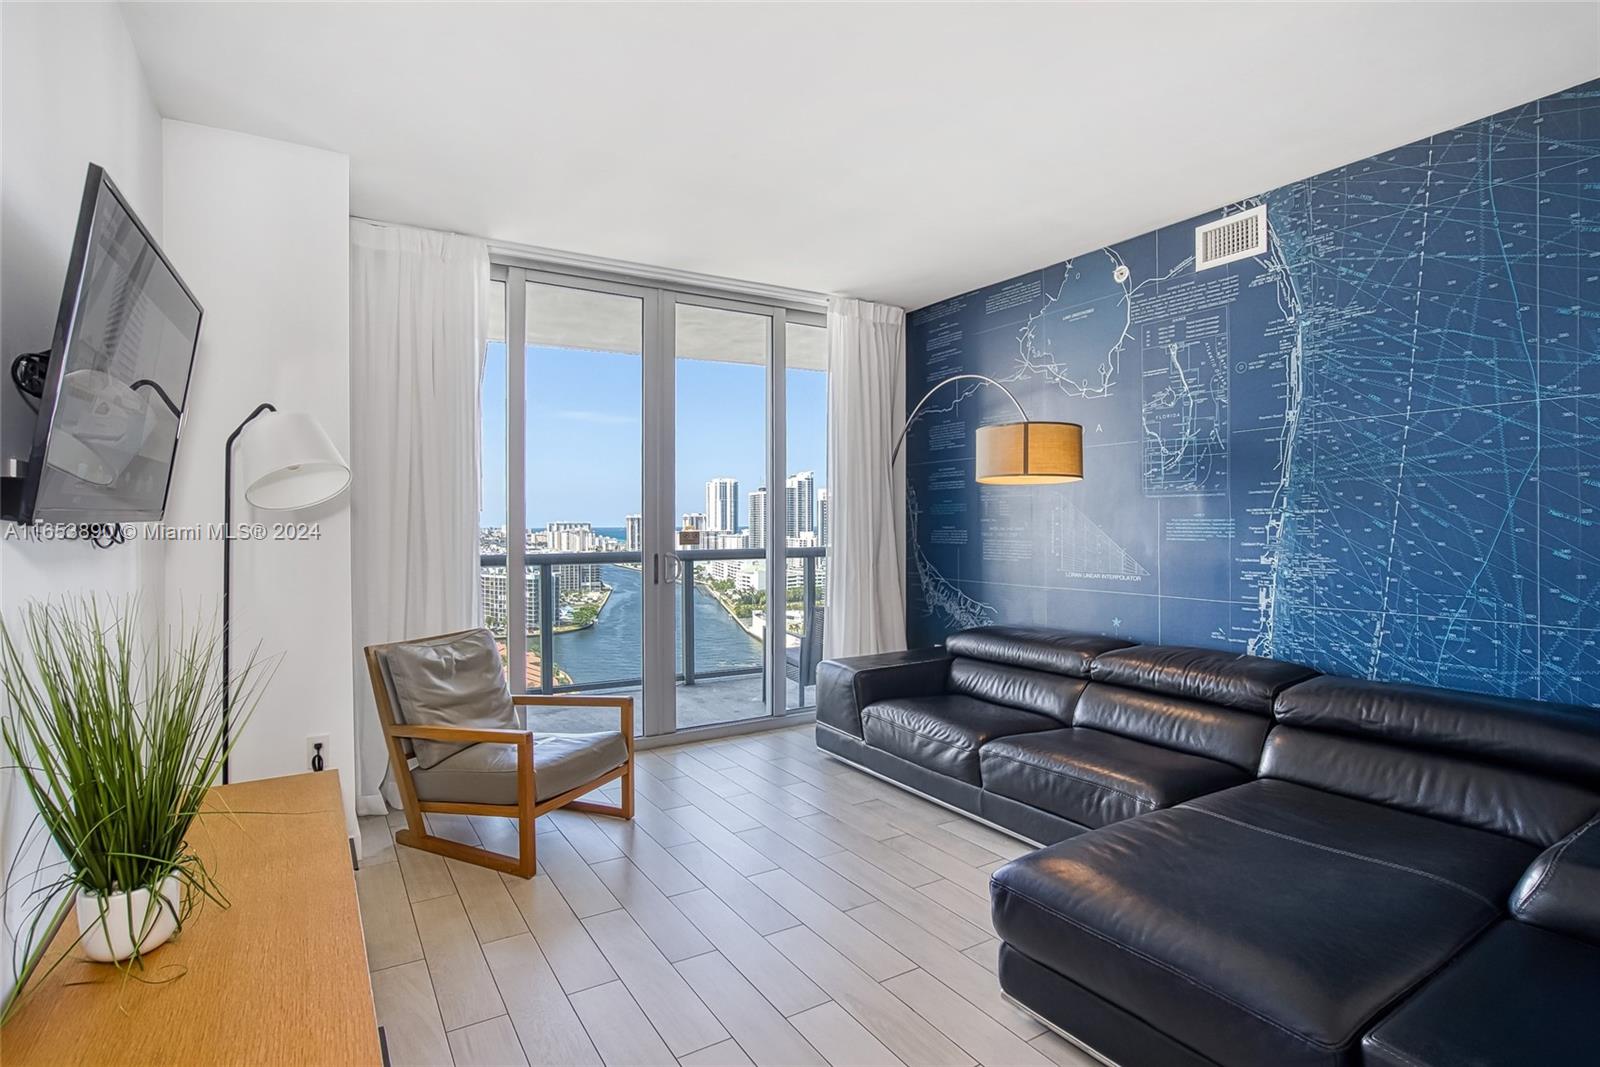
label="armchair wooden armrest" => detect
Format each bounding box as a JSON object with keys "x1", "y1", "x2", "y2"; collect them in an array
[
  {"x1": 512, "y1": 694, "x2": 634, "y2": 737},
  {"x1": 386, "y1": 723, "x2": 533, "y2": 746}
]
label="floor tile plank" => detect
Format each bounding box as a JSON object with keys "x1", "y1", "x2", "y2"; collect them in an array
[
  {"x1": 370, "y1": 960, "x2": 453, "y2": 1067},
  {"x1": 536, "y1": 828, "x2": 623, "y2": 917},
  {"x1": 820, "y1": 851, "x2": 990, "y2": 950},
  {"x1": 358, "y1": 814, "x2": 397, "y2": 867},
  {"x1": 412, "y1": 893, "x2": 506, "y2": 1031},
  {"x1": 852, "y1": 902, "x2": 1042, "y2": 1040},
  {"x1": 748, "y1": 870, "x2": 913, "y2": 982},
  {"x1": 668, "y1": 804, "x2": 779, "y2": 875},
  {"x1": 395, "y1": 842, "x2": 457, "y2": 902},
  {"x1": 549, "y1": 809, "x2": 626, "y2": 864},
  {"x1": 680, "y1": 1038, "x2": 757, "y2": 1067},
  {"x1": 587, "y1": 815, "x2": 703, "y2": 896},
  {"x1": 583, "y1": 909, "x2": 729, "y2": 1056},
  {"x1": 676, "y1": 951, "x2": 829, "y2": 1067},
  {"x1": 501, "y1": 873, "x2": 618, "y2": 993},
  {"x1": 593, "y1": 857, "x2": 714, "y2": 961},
  {"x1": 673, "y1": 888, "x2": 828, "y2": 1017},
  {"x1": 669, "y1": 841, "x2": 800, "y2": 935},
  {"x1": 569, "y1": 980, "x2": 678, "y2": 1067},
  {"x1": 766, "y1": 928, "x2": 974, "y2": 1067},
  {"x1": 483, "y1": 932, "x2": 603, "y2": 1066},
  {"x1": 936, "y1": 817, "x2": 1034, "y2": 860},
  {"x1": 738, "y1": 827, "x2": 875, "y2": 909},
  {"x1": 788, "y1": 1002, "x2": 907, "y2": 1067},
  {"x1": 448, "y1": 857, "x2": 531, "y2": 943},
  {"x1": 883, "y1": 969, "x2": 1053, "y2": 1067},
  {"x1": 448, "y1": 1015, "x2": 530, "y2": 1067},
  {"x1": 356, "y1": 860, "x2": 423, "y2": 971}
]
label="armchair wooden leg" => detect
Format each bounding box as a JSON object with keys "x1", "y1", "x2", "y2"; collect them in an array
[{"x1": 515, "y1": 812, "x2": 536, "y2": 879}]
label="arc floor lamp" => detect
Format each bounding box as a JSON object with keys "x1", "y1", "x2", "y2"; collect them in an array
[
  {"x1": 222, "y1": 404, "x2": 351, "y2": 782},
  {"x1": 891, "y1": 372, "x2": 1083, "y2": 484}
]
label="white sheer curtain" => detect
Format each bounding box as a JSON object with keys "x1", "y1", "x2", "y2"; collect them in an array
[
  {"x1": 349, "y1": 221, "x2": 490, "y2": 815},
  {"x1": 823, "y1": 297, "x2": 908, "y2": 658}
]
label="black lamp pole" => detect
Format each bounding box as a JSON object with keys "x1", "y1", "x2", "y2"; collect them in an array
[{"x1": 221, "y1": 401, "x2": 276, "y2": 784}]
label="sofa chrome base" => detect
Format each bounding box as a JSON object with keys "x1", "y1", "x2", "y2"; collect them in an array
[
  {"x1": 814, "y1": 723, "x2": 1043, "y2": 847},
  {"x1": 1002, "y1": 993, "x2": 1121, "y2": 1067}
]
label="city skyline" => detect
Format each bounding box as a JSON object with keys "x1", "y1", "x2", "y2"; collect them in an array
[
  {"x1": 480, "y1": 341, "x2": 828, "y2": 528},
  {"x1": 479, "y1": 467, "x2": 826, "y2": 542}
]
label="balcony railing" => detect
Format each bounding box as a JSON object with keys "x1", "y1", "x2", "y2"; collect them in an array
[{"x1": 479, "y1": 545, "x2": 825, "y2": 697}]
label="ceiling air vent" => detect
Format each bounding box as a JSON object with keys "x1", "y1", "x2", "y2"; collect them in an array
[{"x1": 1194, "y1": 204, "x2": 1267, "y2": 271}]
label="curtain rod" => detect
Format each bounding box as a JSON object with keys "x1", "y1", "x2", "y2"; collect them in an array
[{"x1": 350, "y1": 214, "x2": 832, "y2": 310}]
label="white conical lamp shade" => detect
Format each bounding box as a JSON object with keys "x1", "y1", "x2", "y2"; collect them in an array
[{"x1": 236, "y1": 411, "x2": 351, "y2": 511}]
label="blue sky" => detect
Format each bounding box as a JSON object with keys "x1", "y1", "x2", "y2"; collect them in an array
[{"x1": 481, "y1": 343, "x2": 828, "y2": 528}]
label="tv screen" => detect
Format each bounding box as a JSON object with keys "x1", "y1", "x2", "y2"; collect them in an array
[{"x1": 18, "y1": 164, "x2": 202, "y2": 525}]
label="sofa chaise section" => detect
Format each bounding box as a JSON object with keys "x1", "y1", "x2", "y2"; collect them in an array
[{"x1": 992, "y1": 672, "x2": 1600, "y2": 1067}]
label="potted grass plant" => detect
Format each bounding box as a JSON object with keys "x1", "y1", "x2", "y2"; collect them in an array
[{"x1": 0, "y1": 597, "x2": 268, "y2": 1016}]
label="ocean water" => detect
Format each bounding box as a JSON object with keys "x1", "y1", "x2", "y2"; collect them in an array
[{"x1": 552, "y1": 563, "x2": 761, "y2": 685}]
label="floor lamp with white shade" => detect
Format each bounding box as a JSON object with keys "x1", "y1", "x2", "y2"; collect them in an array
[{"x1": 223, "y1": 404, "x2": 351, "y2": 782}]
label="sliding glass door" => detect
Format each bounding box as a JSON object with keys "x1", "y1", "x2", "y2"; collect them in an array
[{"x1": 481, "y1": 264, "x2": 825, "y2": 740}]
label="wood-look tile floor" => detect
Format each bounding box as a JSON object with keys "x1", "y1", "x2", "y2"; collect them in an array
[{"x1": 356, "y1": 724, "x2": 1097, "y2": 1067}]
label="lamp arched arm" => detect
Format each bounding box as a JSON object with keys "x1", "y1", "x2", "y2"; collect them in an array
[{"x1": 889, "y1": 373, "x2": 1029, "y2": 468}]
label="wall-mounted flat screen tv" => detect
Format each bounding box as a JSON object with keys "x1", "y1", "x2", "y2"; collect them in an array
[{"x1": 12, "y1": 163, "x2": 202, "y2": 525}]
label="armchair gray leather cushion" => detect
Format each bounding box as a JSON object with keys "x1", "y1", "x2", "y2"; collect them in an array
[
  {"x1": 383, "y1": 629, "x2": 518, "y2": 768},
  {"x1": 412, "y1": 731, "x2": 629, "y2": 806}
]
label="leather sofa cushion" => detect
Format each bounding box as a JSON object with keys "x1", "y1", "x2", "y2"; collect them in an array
[
  {"x1": 1275, "y1": 674, "x2": 1600, "y2": 790},
  {"x1": 1261, "y1": 726, "x2": 1600, "y2": 847},
  {"x1": 1073, "y1": 682, "x2": 1270, "y2": 770},
  {"x1": 943, "y1": 626, "x2": 1132, "y2": 677},
  {"x1": 990, "y1": 780, "x2": 1536, "y2": 1067},
  {"x1": 948, "y1": 658, "x2": 1087, "y2": 723},
  {"x1": 1090, "y1": 643, "x2": 1315, "y2": 713},
  {"x1": 1510, "y1": 813, "x2": 1600, "y2": 944},
  {"x1": 815, "y1": 648, "x2": 951, "y2": 738},
  {"x1": 861, "y1": 695, "x2": 1058, "y2": 784},
  {"x1": 412, "y1": 731, "x2": 627, "y2": 806},
  {"x1": 980, "y1": 728, "x2": 1248, "y2": 828},
  {"x1": 1362, "y1": 922, "x2": 1600, "y2": 1067}
]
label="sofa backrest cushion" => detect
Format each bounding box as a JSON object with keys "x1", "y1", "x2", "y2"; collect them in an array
[
  {"x1": 1074, "y1": 682, "x2": 1271, "y2": 771},
  {"x1": 1275, "y1": 676, "x2": 1600, "y2": 788},
  {"x1": 948, "y1": 657, "x2": 1087, "y2": 723},
  {"x1": 944, "y1": 626, "x2": 1133, "y2": 677},
  {"x1": 1090, "y1": 644, "x2": 1317, "y2": 714},
  {"x1": 1263, "y1": 676, "x2": 1600, "y2": 846},
  {"x1": 1260, "y1": 727, "x2": 1600, "y2": 847}
]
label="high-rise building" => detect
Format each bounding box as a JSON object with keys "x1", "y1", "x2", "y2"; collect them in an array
[
  {"x1": 705, "y1": 477, "x2": 738, "y2": 533},
  {"x1": 681, "y1": 512, "x2": 707, "y2": 531},
  {"x1": 624, "y1": 514, "x2": 642, "y2": 551},
  {"x1": 785, "y1": 471, "x2": 816, "y2": 539},
  {"x1": 479, "y1": 568, "x2": 557, "y2": 634},
  {"x1": 545, "y1": 522, "x2": 603, "y2": 590},
  {"x1": 818, "y1": 488, "x2": 830, "y2": 547},
  {"x1": 748, "y1": 487, "x2": 768, "y2": 548}
]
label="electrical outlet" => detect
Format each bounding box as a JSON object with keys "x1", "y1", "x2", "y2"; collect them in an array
[{"x1": 306, "y1": 734, "x2": 331, "y2": 772}]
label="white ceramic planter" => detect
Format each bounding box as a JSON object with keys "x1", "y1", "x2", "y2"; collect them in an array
[{"x1": 75, "y1": 874, "x2": 183, "y2": 962}]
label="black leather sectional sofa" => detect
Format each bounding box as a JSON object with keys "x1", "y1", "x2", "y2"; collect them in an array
[{"x1": 815, "y1": 625, "x2": 1600, "y2": 1067}]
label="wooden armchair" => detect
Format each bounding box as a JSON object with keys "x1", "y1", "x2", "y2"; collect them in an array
[{"x1": 364, "y1": 629, "x2": 633, "y2": 878}]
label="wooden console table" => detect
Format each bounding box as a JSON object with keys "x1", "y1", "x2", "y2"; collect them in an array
[{"x1": 2, "y1": 772, "x2": 382, "y2": 1066}]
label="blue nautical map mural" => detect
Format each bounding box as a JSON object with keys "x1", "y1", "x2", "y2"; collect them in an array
[{"x1": 905, "y1": 79, "x2": 1599, "y2": 707}]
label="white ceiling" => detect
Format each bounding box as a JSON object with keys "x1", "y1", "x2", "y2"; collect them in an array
[{"x1": 122, "y1": 2, "x2": 1600, "y2": 311}]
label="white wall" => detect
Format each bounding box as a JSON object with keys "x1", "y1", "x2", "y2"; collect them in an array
[
  {"x1": 0, "y1": 1, "x2": 166, "y2": 1003},
  {"x1": 159, "y1": 121, "x2": 356, "y2": 833}
]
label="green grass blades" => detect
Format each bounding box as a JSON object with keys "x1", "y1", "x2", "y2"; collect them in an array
[{"x1": 0, "y1": 596, "x2": 273, "y2": 1020}]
